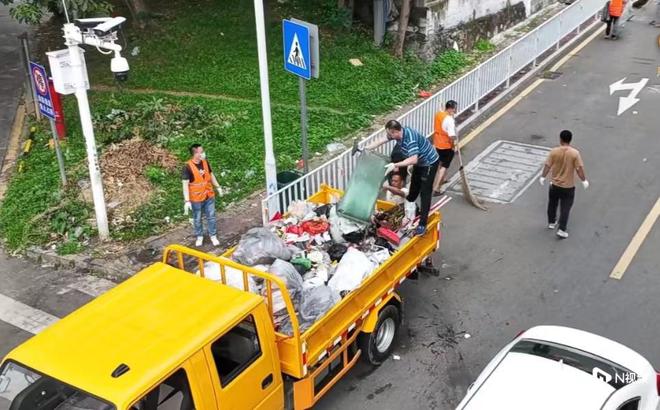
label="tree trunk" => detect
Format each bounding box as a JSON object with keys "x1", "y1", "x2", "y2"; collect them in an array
[
  {"x1": 127, "y1": 0, "x2": 150, "y2": 28},
  {"x1": 393, "y1": 0, "x2": 411, "y2": 58}
]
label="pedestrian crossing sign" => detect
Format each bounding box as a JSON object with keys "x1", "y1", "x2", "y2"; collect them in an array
[{"x1": 283, "y1": 19, "x2": 316, "y2": 79}]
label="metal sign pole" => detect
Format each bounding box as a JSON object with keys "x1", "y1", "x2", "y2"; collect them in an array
[
  {"x1": 299, "y1": 77, "x2": 309, "y2": 174},
  {"x1": 49, "y1": 119, "x2": 67, "y2": 186}
]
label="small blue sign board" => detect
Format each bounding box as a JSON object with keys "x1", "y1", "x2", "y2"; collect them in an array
[
  {"x1": 29, "y1": 62, "x2": 55, "y2": 120},
  {"x1": 283, "y1": 19, "x2": 311, "y2": 80}
]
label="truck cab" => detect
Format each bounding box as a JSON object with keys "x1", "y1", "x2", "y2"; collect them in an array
[{"x1": 0, "y1": 262, "x2": 285, "y2": 410}]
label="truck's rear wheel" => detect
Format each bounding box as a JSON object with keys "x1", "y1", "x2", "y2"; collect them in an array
[{"x1": 357, "y1": 305, "x2": 400, "y2": 365}]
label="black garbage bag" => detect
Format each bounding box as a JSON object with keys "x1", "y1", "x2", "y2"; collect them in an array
[{"x1": 328, "y1": 243, "x2": 348, "y2": 262}]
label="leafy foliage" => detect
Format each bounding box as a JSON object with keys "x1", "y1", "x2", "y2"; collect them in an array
[{"x1": 0, "y1": 0, "x2": 111, "y2": 24}]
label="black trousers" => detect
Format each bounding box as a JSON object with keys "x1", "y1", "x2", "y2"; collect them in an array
[
  {"x1": 547, "y1": 185, "x2": 575, "y2": 231},
  {"x1": 406, "y1": 160, "x2": 439, "y2": 227},
  {"x1": 606, "y1": 16, "x2": 619, "y2": 36}
]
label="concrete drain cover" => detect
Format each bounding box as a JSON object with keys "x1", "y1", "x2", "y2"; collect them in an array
[{"x1": 446, "y1": 140, "x2": 551, "y2": 204}]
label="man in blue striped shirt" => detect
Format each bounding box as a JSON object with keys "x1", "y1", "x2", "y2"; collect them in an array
[{"x1": 369, "y1": 120, "x2": 440, "y2": 235}]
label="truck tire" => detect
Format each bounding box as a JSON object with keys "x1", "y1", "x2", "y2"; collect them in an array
[{"x1": 357, "y1": 304, "x2": 400, "y2": 365}]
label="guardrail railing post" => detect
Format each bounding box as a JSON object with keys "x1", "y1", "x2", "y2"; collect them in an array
[
  {"x1": 506, "y1": 48, "x2": 512, "y2": 88},
  {"x1": 475, "y1": 66, "x2": 482, "y2": 112},
  {"x1": 533, "y1": 30, "x2": 539, "y2": 67},
  {"x1": 556, "y1": 13, "x2": 562, "y2": 51}
]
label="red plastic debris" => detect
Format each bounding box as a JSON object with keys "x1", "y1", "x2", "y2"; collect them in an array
[
  {"x1": 301, "y1": 220, "x2": 330, "y2": 235},
  {"x1": 418, "y1": 90, "x2": 432, "y2": 98},
  {"x1": 377, "y1": 227, "x2": 400, "y2": 245},
  {"x1": 269, "y1": 211, "x2": 282, "y2": 222}
]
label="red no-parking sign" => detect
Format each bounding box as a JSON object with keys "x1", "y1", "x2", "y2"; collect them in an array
[{"x1": 30, "y1": 61, "x2": 56, "y2": 120}]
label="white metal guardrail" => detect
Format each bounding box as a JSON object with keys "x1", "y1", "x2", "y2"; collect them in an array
[{"x1": 261, "y1": 0, "x2": 604, "y2": 224}]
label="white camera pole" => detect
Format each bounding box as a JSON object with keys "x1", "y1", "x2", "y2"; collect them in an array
[
  {"x1": 61, "y1": 23, "x2": 122, "y2": 241},
  {"x1": 253, "y1": 0, "x2": 279, "y2": 219}
]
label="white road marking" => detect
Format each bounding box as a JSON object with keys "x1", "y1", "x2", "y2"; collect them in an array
[
  {"x1": 56, "y1": 275, "x2": 116, "y2": 297},
  {"x1": 609, "y1": 77, "x2": 649, "y2": 116},
  {"x1": 0, "y1": 293, "x2": 58, "y2": 334}
]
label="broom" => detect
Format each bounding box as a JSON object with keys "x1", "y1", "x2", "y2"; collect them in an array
[{"x1": 455, "y1": 139, "x2": 487, "y2": 211}]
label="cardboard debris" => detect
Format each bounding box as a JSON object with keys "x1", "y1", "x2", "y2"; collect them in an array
[{"x1": 349, "y1": 58, "x2": 363, "y2": 66}]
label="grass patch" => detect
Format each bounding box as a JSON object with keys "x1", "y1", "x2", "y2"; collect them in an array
[{"x1": 3, "y1": 0, "x2": 475, "y2": 252}]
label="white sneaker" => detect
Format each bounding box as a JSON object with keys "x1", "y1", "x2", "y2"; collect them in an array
[
  {"x1": 556, "y1": 229, "x2": 569, "y2": 239},
  {"x1": 548, "y1": 222, "x2": 557, "y2": 230},
  {"x1": 210, "y1": 235, "x2": 220, "y2": 247},
  {"x1": 195, "y1": 236, "x2": 204, "y2": 246}
]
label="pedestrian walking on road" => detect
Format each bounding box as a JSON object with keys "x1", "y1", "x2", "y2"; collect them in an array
[
  {"x1": 539, "y1": 130, "x2": 589, "y2": 239},
  {"x1": 432, "y1": 100, "x2": 459, "y2": 195},
  {"x1": 369, "y1": 120, "x2": 440, "y2": 236},
  {"x1": 605, "y1": 0, "x2": 626, "y2": 39},
  {"x1": 182, "y1": 144, "x2": 223, "y2": 247}
]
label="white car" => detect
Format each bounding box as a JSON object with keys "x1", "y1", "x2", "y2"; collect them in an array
[{"x1": 457, "y1": 326, "x2": 660, "y2": 410}]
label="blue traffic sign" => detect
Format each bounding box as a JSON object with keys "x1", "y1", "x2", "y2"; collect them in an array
[
  {"x1": 29, "y1": 62, "x2": 55, "y2": 120},
  {"x1": 283, "y1": 19, "x2": 311, "y2": 80}
]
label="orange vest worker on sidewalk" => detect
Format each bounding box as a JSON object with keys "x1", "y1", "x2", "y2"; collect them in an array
[
  {"x1": 432, "y1": 100, "x2": 458, "y2": 195},
  {"x1": 182, "y1": 144, "x2": 222, "y2": 247},
  {"x1": 539, "y1": 130, "x2": 589, "y2": 239}
]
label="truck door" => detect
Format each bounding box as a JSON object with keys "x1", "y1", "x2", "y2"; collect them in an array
[{"x1": 204, "y1": 312, "x2": 283, "y2": 409}]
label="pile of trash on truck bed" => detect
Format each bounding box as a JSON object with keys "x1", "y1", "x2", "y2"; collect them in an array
[{"x1": 199, "y1": 197, "x2": 419, "y2": 336}]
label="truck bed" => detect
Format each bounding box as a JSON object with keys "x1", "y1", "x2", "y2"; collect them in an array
[{"x1": 163, "y1": 185, "x2": 441, "y2": 379}]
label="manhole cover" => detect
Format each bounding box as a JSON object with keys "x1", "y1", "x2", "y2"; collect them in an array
[{"x1": 446, "y1": 140, "x2": 551, "y2": 203}]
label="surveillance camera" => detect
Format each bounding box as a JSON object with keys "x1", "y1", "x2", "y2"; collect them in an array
[
  {"x1": 111, "y1": 52, "x2": 129, "y2": 82},
  {"x1": 93, "y1": 17, "x2": 126, "y2": 36},
  {"x1": 74, "y1": 17, "x2": 113, "y2": 31}
]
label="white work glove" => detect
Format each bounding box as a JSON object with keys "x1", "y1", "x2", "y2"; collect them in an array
[
  {"x1": 538, "y1": 176, "x2": 546, "y2": 186},
  {"x1": 582, "y1": 180, "x2": 590, "y2": 190},
  {"x1": 183, "y1": 201, "x2": 192, "y2": 215},
  {"x1": 215, "y1": 186, "x2": 224, "y2": 196},
  {"x1": 384, "y1": 163, "x2": 397, "y2": 175}
]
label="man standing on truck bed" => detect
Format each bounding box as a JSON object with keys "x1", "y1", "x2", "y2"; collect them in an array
[
  {"x1": 539, "y1": 130, "x2": 589, "y2": 239},
  {"x1": 182, "y1": 143, "x2": 223, "y2": 247},
  {"x1": 369, "y1": 120, "x2": 439, "y2": 236}
]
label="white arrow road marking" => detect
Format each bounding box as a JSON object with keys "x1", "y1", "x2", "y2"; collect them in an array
[
  {"x1": 0, "y1": 293, "x2": 58, "y2": 334},
  {"x1": 609, "y1": 77, "x2": 649, "y2": 116}
]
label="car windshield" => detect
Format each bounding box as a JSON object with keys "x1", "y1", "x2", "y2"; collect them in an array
[
  {"x1": 0, "y1": 361, "x2": 115, "y2": 410},
  {"x1": 511, "y1": 339, "x2": 638, "y2": 390}
]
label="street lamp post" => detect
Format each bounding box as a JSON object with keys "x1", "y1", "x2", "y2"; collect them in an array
[
  {"x1": 54, "y1": 20, "x2": 128, "y2": 240},
  {"x1": 253, "y1": 0, "x2": 279, "y2": 222}
]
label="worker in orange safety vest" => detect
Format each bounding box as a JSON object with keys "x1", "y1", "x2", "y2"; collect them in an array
[
  {"x1": 182, "y1": 144, "x2": 223, "y2": 247},
  {"x1": 605, "y1": 0, "x2": 626, "y2": 39},
  {"x1": 432, "y1": 100, "x2": 458, "y2": 195}
]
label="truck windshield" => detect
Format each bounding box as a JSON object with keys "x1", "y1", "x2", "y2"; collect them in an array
[{"x1": 0, "y1": 361, "x2": 115, "y2": 410}]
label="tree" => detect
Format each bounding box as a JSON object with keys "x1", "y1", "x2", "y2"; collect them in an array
[
  {"x1": 393, "y1": 0, "x2": 411, "y2": 57},
  {"x1": 1, "y1": 0, "x2": 150, "y2": 26},
  {"x1": 0, "y1": 0, "x2": 111, "y2": 24}
]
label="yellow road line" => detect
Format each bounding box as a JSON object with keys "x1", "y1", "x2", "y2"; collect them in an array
[
  {"x1": 458, "y1": 25, "x2": 606, "y2": 149},
  {"x1": 609, "y1": 197, "x2": 660, "y2": 280}
]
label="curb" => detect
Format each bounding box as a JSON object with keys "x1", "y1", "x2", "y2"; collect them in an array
[{"x1": 0, "y1": 101, "x2": 27, "y2": 201}]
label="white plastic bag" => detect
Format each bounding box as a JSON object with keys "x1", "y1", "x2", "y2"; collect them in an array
[
  {"x1": 328, "y1": 248, "x2": 376, "y2": 294},
  {"x1": 196, "y1": 261, "x2": 260, "y2": 293},
  {"x1": 233, "y1": 227, "x2": 292, "y2": 265}
]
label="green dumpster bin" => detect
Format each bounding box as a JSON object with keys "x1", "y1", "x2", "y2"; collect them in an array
[{"x1": 277, "y1": 171, "x2": 306, "y2": 214}]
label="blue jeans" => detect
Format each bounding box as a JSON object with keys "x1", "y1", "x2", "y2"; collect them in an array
[{"x1": 191, "y1": 197, "x2": 216, "y2": 237}]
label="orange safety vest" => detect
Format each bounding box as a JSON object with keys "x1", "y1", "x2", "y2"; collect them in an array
[
  {"x1": 609, "y1": 0, "x2": 624, "y2": 17},
  {"x1": 433, "y1": 111, "x2": 454, "y2": 150},
  {"x1": 187, "y1": 159, "x2": 215, "y2": 202}
]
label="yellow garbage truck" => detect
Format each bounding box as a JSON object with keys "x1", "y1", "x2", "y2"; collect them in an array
[{"x1": 0, "y1": 185, "x2": 442, "y2": 410}]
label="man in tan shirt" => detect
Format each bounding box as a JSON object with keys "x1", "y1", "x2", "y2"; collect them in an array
[{"x1": 539, "y1": 130, "x2": 589, "y2": 239}]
